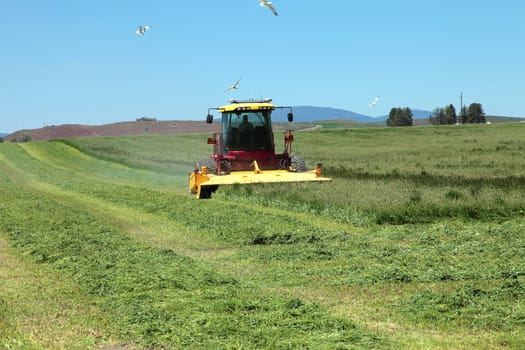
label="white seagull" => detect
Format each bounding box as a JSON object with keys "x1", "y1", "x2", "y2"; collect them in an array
[
  {"x1": 368, "y1": 96, "x2": 380, "y2": 107},
  {"x1": 224, "y1": 78, "x2": 241, "y2": 92},
  {"x1": 136, "y1": 25, "x2": 152, "y2": 36},
  {"x1": 260, "y1": 0, "x2": 278, "y2": 16}
]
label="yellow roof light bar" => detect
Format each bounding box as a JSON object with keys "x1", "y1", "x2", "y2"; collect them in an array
[{"x1": 218, "y1": 101, "x2": 275, "y2": 112}]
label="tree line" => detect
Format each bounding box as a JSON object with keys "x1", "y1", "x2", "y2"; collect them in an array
[
  {"x1": 386, "y1": 103, "x2": 486, "y2": 126},
  {"x1": 429, "y1": 103, "x2": 486, "y2": 125}
]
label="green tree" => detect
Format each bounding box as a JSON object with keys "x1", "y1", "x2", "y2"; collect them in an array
[
  {"x1": 0, "y1": 137, "x2": 3, "y2": 143},
  {"x1": 443, "y1": 104, "x2": 457, "y2": 125},
  {"x1": 387, "y1": 107, "x2": 413, "y2": 127},
  {"x1": 465, "y1": 103, "x2": 486, "y2": 123},
  {"x1": 430, "y1": 104, "x2": 457, "y2": 125},
  {"x1": 430, "y1": 107, "x2": 445, "y2": 125}
]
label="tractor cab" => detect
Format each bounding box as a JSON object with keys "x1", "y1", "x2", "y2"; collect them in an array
[
  {"x1": 206, "y1": 99, "x2": 294, "y2": 172},
  {"x1": 221, "y1": 108, "x2": 273, "y2": 152}
]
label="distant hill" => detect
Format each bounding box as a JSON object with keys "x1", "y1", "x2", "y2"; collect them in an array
[
  {"x1": 5, "y1": 108, "x2": 523, "y2": 143},
  {"x1": 4, "y1": 121, "x2": 205, "y2": 142},
  {"x1": 272, "y1": 106, "x2": 432, "y2": 123},
  {"x1": 272, "y1": 106, "x2": 376, "y2": 123},
  {"x1": 486, "y1": 115, "x2": 525, "y2": 123},
  {"x1": 405, "y1": 109, "x2": 434, "y2": 120},
  {"x1": 3, "y1": 120, "x2": 316, "y2": 142}
]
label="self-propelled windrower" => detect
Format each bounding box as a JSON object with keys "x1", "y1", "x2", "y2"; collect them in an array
[{"x1": 189, "y1": 98, "x2": 331, "y2": 198}]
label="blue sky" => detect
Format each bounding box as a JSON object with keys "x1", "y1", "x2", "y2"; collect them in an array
[{"x1": 2, "y1": 1, "x2": 525, "y2": 133}]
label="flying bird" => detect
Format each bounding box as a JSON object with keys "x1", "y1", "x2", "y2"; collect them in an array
[
  {"x1": 136, "y1": 25, "x2": 152, "y2": 36},
  {"x1": 224, "y1": 78, "x2": 241, "y2": 92},
  {"x1": 260, "y1": 0, "x2": 278, "y2": 16},
  {"x1": 368, "y1": 96, "x2": 380, "y2": 107}
]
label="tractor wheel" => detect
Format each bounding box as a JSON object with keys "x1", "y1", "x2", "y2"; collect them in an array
[
  {"x1": 196, "y1": 158, "x2": 217, "y2": 175},
  {"x1": 290, "y1": 155, "x2": 307, "y2": 172},
  {"x1": 195, "y1": 159, "x2": 219, "y2": 199}
]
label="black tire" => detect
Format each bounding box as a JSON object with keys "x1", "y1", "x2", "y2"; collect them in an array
[
  {"x1": 290, "y1": 155, "x2": 307, "y2": 172},
  {"x1": 195, "y1": 158, "x2": 217, "y2": 175},
  {"x1": 194, "y1": 159, "x2": 219, "y2": 199}
]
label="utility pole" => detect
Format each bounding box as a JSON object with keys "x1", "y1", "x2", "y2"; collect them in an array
[{"x1": 459, "y1": 92, "x2": 463, "y2": 124}]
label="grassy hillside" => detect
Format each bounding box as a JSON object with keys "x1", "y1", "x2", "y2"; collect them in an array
[
  {"x1": 1, "y1": 123, "x2": 524, "y2": 349},
  {"x1": 311, "y1": 120, "x2": 383, "y2": 129}
]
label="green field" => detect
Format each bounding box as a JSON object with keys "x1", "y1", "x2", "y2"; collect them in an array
[{"x1": 1, "y1": 123, "x2": 524, "y2": 349}]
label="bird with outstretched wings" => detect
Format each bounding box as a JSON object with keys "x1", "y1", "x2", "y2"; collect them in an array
[
  {"x1": 224, "y1": 78, "x2": 241, "y2": 92},
  {"x1": 260, "y1": 0, "x2": 278, "y2": 16},
  {"x1": 368, "y1": 96, "x2": 380, "y2": 107},
  {"x1": 136, "y1": 25, "x2": 152, "y2": 36}
]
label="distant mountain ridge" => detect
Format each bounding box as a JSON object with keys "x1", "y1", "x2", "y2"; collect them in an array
[
  {"x1": 3, "y1": 106, "x2": 432, "y2": 139},
  {"x1": 272, "y1": 106, "x2": 432, "y2": 123}
]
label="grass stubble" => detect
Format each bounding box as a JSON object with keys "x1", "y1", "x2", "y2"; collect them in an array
[{"x1": 1, "y1": 122, "x2": 524, "y2": 348}]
